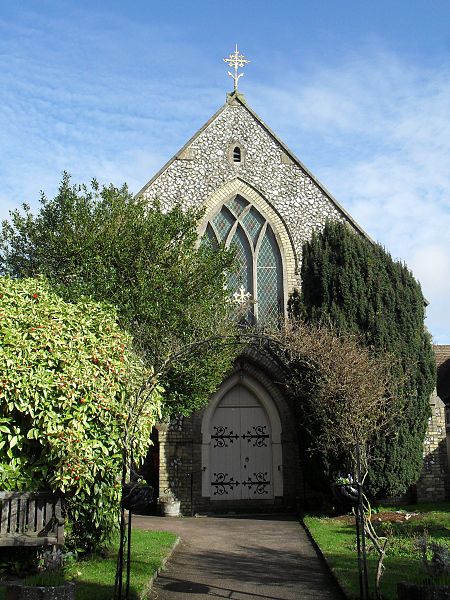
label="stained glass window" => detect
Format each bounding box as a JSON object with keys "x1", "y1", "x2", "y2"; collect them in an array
[
  {"x1": 228, "y1": 226, "x2": 254, "y2": 322},
  {"x1": 225, "y1": 196, "x2": 248, "y2": 217},
  {"x1": 203, "y1": 223, "x2": 219, "y2": 249},
  {"x1": 242, "y1": 207, "x2": 265, "y2": 248},
  {"x1": 257, "y1": 227, "x2": 283, "y2": 324},
  {"x1": 204, "y1": 195, "x2": 284, "y2": 325},
  {"x1": 212, "y1": 207, "x2": 235, "y2": 242}
]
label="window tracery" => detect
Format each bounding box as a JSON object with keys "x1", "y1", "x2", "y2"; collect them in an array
[{"x1": 205, "y1": 195, "x2": 283, "y2": 324}]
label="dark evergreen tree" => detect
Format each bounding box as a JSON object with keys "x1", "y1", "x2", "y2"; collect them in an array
[{"x1": 292, "y1": 220, "x2": 436, "y2": 497}]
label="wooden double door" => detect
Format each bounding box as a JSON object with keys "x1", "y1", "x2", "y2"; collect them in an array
[{"x1": 210, "y1": 384, "x2": 273, "y2": 500}]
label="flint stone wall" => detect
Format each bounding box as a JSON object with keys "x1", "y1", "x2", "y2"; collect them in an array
[{"x1": 141, "y1": 95, "x2": 350, "y2": 284}]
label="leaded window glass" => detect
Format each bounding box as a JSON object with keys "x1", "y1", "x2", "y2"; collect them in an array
[
  {"x1": 257, "y1": 228, "x2": 283, "y2": 324},
  {"x1": 226, "y1": 195, "x2": 248, "y2": 217},
  {"x1": 211, "y1": 207, "x2": 235, "y2": 242},
  {"x1": 242, "y1": 207, "x2": 265, "y2": 246},
  {"x1": 204, "y1": 195, "x2": 284, "y2": 325},
  {"x1": 203, "y1": 223, "x2": 219, "y2": 249},
  {"x1": 228, "y1": 226, "x2": 253, "y2": 299}
]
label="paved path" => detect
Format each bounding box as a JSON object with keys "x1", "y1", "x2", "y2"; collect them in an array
[{"x1": 133, "y1": 514, "x2": 344, "y2": 600}]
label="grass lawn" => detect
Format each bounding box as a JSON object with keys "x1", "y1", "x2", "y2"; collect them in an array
[
  {"x1": 0, "y1": 529, "x2": 177, "y2": 600},
  {"x1": 304, "y1": 502, "x2": 450, "y2": 600}
]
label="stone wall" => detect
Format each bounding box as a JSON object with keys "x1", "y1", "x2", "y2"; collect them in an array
[
  {"x1": 140, "y1": 93, "x2": 448, "y2": 507},
  {"x1": 416, "y1": 391, "x2": 448, "y2": 502},
  {"x1": 141, "y1": 94, "x2": 348, "y2": 513},
  {"x1": 141, "y1": 93, "x2": 353, "y2": 284}
]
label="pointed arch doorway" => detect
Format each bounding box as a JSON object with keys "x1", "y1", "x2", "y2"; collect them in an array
[{"x1": 201, "y1": 373, "x2": 283, "y2": 502}]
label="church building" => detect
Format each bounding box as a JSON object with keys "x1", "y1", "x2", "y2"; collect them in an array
[{"x1": 138, "y1": 48, "x2": 448, "y2": 513}]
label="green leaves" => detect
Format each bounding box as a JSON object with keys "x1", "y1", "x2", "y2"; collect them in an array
[
  {"x1": 0, "y1": 174, "x2": 240, "y2": 549},
  {"x1": 0, "y1": 174, "x2": 238, "y2": 417},
  {"x1": 0, "y1": 276, "x2": 161, "y2": 550},
  {"x1": 0, "y1": 420, "x2": 10, "y2": 435},
  {"x1": 297, "y1": 220, "x2": 436, "y2": 497}
]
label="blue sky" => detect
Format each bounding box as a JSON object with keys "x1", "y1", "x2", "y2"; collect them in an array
[{"x1": 1, "y1": 0, "x2": 450, "y2": 342}]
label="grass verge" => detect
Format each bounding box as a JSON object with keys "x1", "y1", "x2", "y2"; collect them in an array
[
  {"x1": 304, "y1": 502, "x2": 450, "y2": 600},
  {"x1": 0, "y1": 529, "x2": 178, "y2": 600}
]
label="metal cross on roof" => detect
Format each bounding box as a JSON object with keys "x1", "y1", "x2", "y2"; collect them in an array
[{"x1": 223, "y1": 45, "x2": 250, "y2": 92}]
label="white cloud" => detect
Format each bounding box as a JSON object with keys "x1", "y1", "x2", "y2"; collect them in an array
[
  {"x1": 0, "y1": 5, "x2": 223, "y2": 221},
  {"x1": 1, "y1": 25, "x2": 449, "y2": 343},
  {"x1": 252, "y1": 49, "x2": 450, "y2": 342},
  {"x1": 411, "y1": 245, "x2": 450, "y2": 295}
]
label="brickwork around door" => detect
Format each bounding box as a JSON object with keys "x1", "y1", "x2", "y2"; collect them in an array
[
  {"x1": 158, "y1": 385, "x2": 449, "y2": 512},
  {"x1": 156, "y1": 354, "x2": 302, "y2": 515},
  {"x1": 416, "y1": 391, "x2": 448, "y2": 502}
]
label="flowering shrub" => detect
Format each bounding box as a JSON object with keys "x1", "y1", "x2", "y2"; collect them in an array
[{"x1": 0, "y1": 276, "x2": 162, "y2": 550}]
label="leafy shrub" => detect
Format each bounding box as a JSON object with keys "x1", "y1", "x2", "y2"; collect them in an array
[
  {"x1": 0, "y1": 276, "x2": 161, "y2": 550},
  {"x1": 0, "y1": 175, "x2": 238, "y2": 418}
]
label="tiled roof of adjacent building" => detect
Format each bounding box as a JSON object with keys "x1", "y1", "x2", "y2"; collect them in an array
[{"x1": 434, "y1": 344, "x2": 450, "y2": 402}]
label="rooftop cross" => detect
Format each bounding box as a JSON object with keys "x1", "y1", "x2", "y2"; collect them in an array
[{"x1": 223, "y1": 45, "x2": 250, "y2": 92}]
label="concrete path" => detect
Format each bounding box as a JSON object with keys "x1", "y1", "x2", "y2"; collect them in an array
[{"x1": 133, "y1": 514, "x2": 344, "y2": 600}]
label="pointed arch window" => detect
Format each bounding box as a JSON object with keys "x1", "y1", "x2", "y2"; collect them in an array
[
  {"x1": 228, "y1": 225, "x2": 253, "y2": 296},
  {"x1": 206, "y1": 195, "x2": 284, "y2": 325}
]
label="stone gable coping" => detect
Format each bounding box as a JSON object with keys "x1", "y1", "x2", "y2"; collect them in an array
[
  {"x1": 137, "y1": 92, "x2": 373, "y2": 246},
  {"x1": 136, "y1": 102, "x2": 229, "y2": 199},
  {"x1": 137, "y1": 98, "x2": 347, "y2": 277},
  {"x1": 232, "y1": 95, "x2": 373, "y2": 243}
]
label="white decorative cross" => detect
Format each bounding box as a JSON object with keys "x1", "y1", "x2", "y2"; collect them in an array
[
  {"x1": 223, "y1": 45, "x2": 250, "y2": 92},
  {"x1": 232, "y1": 285, "x2": 253, "y2": 307}
]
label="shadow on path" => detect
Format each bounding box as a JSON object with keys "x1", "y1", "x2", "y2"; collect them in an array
[{"x1": 135, "y1": 515, "x2": 343, "y2": 599}]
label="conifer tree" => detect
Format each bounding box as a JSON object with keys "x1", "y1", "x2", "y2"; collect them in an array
[{"x1": 294, "y1": 220, "x2": 435, "y2": 497}]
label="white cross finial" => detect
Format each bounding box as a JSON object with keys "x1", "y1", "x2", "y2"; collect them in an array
[
  {"x1": 223, "y1": 44, "x2": 250, "y2": 92},
  {"x1": 232, "y1": 285, "x2": 253, "y2": 307}
]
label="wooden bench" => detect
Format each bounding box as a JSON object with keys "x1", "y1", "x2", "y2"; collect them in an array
[{"x1": 0, "y1": 491, "x2": 64, "y2": 548}]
